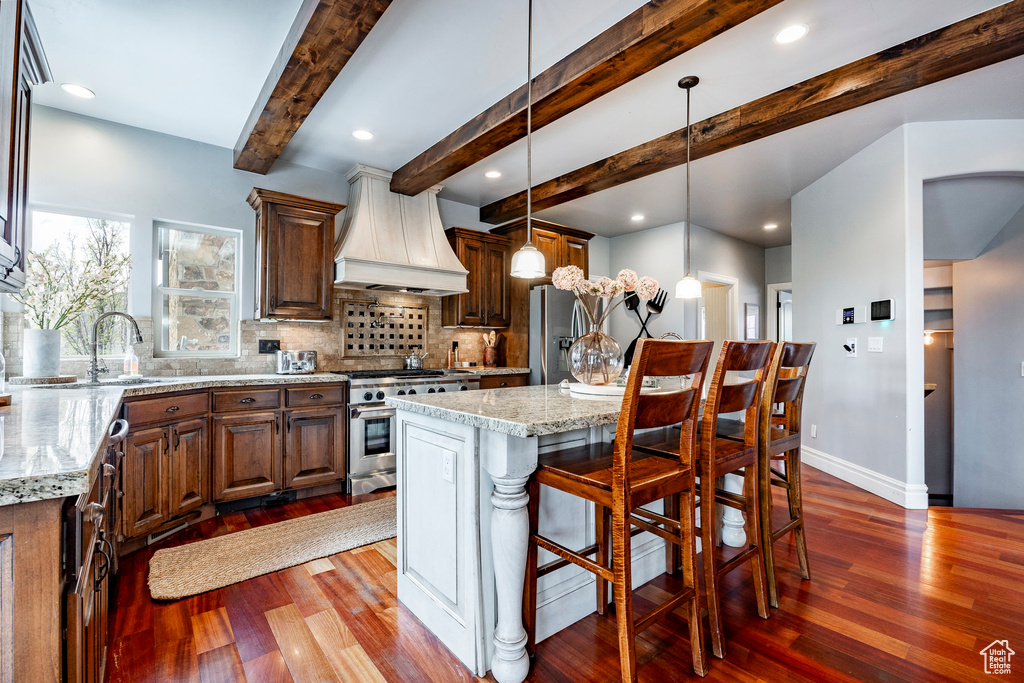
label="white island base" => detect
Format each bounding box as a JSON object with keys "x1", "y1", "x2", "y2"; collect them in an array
[{"x1": 390, "y1": 386, "x2": 674, "y2": 683}]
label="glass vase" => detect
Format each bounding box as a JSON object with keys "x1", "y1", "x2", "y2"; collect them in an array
[{"x1": 568, "y1": 323, "x2": 624, "y2": 386}]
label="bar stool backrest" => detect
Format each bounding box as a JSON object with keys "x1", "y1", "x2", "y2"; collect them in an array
[
  {"x1": 761, "y1": 342, "x2": 816, "y2": 439},
  {"x1": 701, "y1": 340, "x2": 774, "y2": 452}
]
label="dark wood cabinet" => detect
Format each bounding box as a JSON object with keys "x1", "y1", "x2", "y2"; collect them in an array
[
  {"x1": 284, "y1": 408, "x2": 346, "y2": 489},
  {"x1": 489, "y1": 218, "x2": 593, "y2": 285},
  {"x1": 247, "y1": 188, "x2": 345, "y2": 320},
  {"x1": 121, "y1": 426, "x2": 167, "y2": 539},
  {"x1": 167, "y1": 419, "x2": 207, "y2": 518},
  {"x1": 478, "y1": 372, "x2": 530, "y2": 390},
  {"x1": 0, "y1": 1, "x2": 50, "y2": 292},
  {"x1": 212, "y1": 412, "x2": 281, "y2": 501},
  {"x1": 442, "y1": 228, "x2": 511, "y2": 328}
]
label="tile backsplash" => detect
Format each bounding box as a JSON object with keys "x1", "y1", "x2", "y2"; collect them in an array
[{"x1": 1, "y1": 288, "x2": 497, "y2": 378}]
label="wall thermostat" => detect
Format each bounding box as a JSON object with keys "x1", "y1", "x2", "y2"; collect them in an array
[
  {"x1": 870, "y1": 298, "x2": 896, "y2": 321},
  {"x1": 835, "y1": 306, "x2": 867, "y2": 325}
]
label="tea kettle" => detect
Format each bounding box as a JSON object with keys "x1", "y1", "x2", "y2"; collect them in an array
[{"x1": 403, "y1": 348, "x2": 428, "y2": 370}]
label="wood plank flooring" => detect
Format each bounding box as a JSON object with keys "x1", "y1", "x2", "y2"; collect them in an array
[{"x1": 106, "y1": 469, "x2": 1024, "y2": 682}]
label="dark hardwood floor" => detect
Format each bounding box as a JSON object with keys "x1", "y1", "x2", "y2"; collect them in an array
[{"x1": 106, "y1": 468, "x2": 1024, "y2": 682}]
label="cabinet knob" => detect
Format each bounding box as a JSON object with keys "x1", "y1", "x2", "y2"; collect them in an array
[
  {"x1": 499, "y1": 381, "x2": 508, "y2": 387},
  {"x1": 240, "y1": 397, "x2": 256, "y2": 404},
  {"x1": 309, "y1": 393, "x2": 323, "y2": 400},
  {"x1": 84, "y1": 502, "x2": 105, "y2": 524},
  {"x1": 103, "y1": 463, "x2": 116, "y2": 477},
  {"x1": 165, "y1": 405, "x2": 180, "y2": 413}
]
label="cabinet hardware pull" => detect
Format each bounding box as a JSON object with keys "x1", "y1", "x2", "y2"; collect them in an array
[
  {"x1": 275, "y1": 417, "x2": 280, "y2": 434},
  {"x1": 84, "y1": 502, "x2": 104, "y2": 524},
  {"x1": 309, "y1": 393, "x2": 323, "y2": 400},
  {"x1": 240, "y1": 397, "x2": 256, "y2": 404},
  {"x1": 95, "y1": 536, "x2": 113, "y2": 587},
  {"x1": 287, "y1": 417, "x2": 292, "y2": 433},
  {"x1": 270, "y1": 295, "x2": 276, "y2": 310},
  {"x1": 103, "y1": 463, "x2": 116, "y2": 477},
  {"x1": 173, "y1": 428, "x2": 180, "y2": 449},
  {"x1": 166, "y1": 405, "x2": 180, "y2": 413}
]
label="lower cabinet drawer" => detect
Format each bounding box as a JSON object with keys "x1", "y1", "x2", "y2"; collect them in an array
[
  {"x1": 285, "y1": 384, "x2": 346, "y2": 407},
  {"x1": 212, "y1": 388, "x2": 281, "y2": 413},
  {"x1": 479, "y1": 373, "x2": 529, "y2": 390},
  {"x1": 123, "y1": 392, "x2": 208, "y2": 426}
]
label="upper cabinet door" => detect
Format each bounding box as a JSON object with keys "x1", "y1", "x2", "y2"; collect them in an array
[
  {"x1": 248, "y1": 189, "x2": 345, "y2": 321},
  {"x1": 562, "y1": 235, "x2": 589, "y2": 279},
  {"x1": 531, "y1": 228, "x2": 561, "y2": 280},
  {"x1": 484, "y1": 241, "x2": 510, "y2": 327},
  {"x1": 442, "y1": 228, "x2": 511, "y2": 328},
  {"x1": 457, "y1": 236, "x2": 486, "y2": 326}
]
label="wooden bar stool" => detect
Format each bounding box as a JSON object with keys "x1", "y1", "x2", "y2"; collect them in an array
[
  {"x1": 696, "y1": 339, "x2": 774, "y2": 659},
  {"x1": 523, "y1": 338, "x2": 715, "y2": 682},
  {"x1": 757, "y1": 342, "x2": 816, "y2": 608}
]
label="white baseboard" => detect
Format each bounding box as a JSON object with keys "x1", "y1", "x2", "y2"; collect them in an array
[{"x1": 801, "y1": 446, "x2": 928, "y2": 509}]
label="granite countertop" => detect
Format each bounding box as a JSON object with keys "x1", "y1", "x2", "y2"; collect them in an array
[
  {"x1": 387, "y1": 384, "x2": 625, "y2": 438},
  {"x1": 444, "y1": 367, "x2": 531, "y2": 377},
  {"x1": 0, "y1": 373, "x2": 348, "y2": 507}
]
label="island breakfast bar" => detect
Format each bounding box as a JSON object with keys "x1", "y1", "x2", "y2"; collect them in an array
[{"x1": 387, "y1": 384, "x2": 675, "y2": 683}]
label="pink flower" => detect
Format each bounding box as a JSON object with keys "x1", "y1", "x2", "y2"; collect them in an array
[
  {"x1": 616, "y1": 269, "x2": 638, "y2": 291},
  {"x1": 636, "y1": 276, "x2": 659, "y2": 300},
  {"x1": 552, "y1": 265, "x2": 585, "y2": 292}
]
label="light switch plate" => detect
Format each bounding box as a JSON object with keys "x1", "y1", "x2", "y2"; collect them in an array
[
  {"x1": 846, "y1": 338, "x2": 858, "y2": 357},
  {"x1": 868, "y1": 337, "x2": 883, "y2": 353}
]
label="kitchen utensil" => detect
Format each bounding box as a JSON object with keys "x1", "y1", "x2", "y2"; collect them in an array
[
  {"x1": 489, "y1": 330, "x2": 497, "y2": 347},
  {"x1": 646, "y1": 289, "x2": 668, "y2": 316},
  {"x1": 623, "y1": 291, "x2": 640, "y2": 312},
  {"x1": 403, "y1": 348, "x2": 428, "y2": 369},
  {"x1": 623, "y1": 289, "x2": 668, "y2": 367},
  {"x1": 482, "y1": 332, "x2": 491, "y2": 347}
]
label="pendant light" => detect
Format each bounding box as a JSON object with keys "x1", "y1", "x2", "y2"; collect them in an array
[
  {"x1": 675, "y1": 76, "x2": 703, "y2": 299},
  {"x1": 510, "y1": 0, "x2": 546, "y2": 279}
]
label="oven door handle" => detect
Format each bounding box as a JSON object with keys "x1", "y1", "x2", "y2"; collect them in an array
[{"x1": 351, "y1": 407, "x2": 397, "y2": 420}]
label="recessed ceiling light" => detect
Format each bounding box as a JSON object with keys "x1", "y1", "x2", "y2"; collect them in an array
[
  {"x1": 485, "y1": 170, "x2": 502, "y2": 179},
  {"x1": 764, "y1": 223, "x2": 778, "y2": 230},
  {"x1": 352, "y1": 129, "x2": 374, "y2": 141},
  {"x1": 773, "y1": 24, "x2": 808, "y2": 44},
  {"x1": 631, "y1": 214, "x2": 645, "y2": 222},
  {"x1": 61, "y1": 83, "x2": 95, "y2": 99}
]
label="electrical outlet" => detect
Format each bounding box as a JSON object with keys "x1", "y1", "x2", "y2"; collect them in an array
[
  {"x1": 1021, "y1": 361, "x2": 1024, "y2": 377},
  {"x1": 258, "y1": 339, "x2": 281, "y2": 354},
  {"x1": 845, "y1": 338, "x2": 858, "y2": 358},
  {"x1": 811, "y1": 424, "x2": 817, "y2": 438},
  {"x1": 442, "y1": 450, "x2": 455, "y2": 483}
]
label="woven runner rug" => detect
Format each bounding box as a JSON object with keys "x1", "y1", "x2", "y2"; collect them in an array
[{"x1": 148, "y1": 497, "x2": 396, "y2": 600}]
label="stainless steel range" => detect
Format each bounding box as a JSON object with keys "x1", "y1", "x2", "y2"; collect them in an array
[{"x1": 337, "y1": 369, "x2": 480, "y2": 494}]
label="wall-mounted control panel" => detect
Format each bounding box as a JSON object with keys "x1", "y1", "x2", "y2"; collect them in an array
[
  {"x1": 870, "y1": 298, "x2": 896, "y2": 321},
  {"x1": 836, "y1": 306, "x2": 867, "y2": 325}
]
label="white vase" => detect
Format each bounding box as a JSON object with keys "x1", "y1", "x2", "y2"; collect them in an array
[{"x1": 23, "y1": 328, "x2": 62, "y2": 378}]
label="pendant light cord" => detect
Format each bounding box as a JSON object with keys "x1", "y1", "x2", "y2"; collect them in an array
[
  {"x1": 684, "y1": 81, "x2": 691, "y2": 276},
  {"x1": 526, "y1": 0, "x2": 533, "y2": 245}
]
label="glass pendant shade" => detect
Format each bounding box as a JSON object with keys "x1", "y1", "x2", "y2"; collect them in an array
[
  {"x1": 510, "y1": 242, "x2": 546, "y2": 279},
  {"x1": 675, "y1": 273, "x2": 702, "y2": 299}
]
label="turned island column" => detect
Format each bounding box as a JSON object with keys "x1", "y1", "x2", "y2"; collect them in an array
[{"x1": 479, "y1": 430, "x2": 539, "y2": 683}]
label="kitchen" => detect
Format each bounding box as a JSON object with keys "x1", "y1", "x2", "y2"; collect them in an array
[{"x1": 1, "y1": 1, "x2": 1023, "y2": 682}]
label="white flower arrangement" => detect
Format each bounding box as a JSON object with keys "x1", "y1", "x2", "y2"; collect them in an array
[
  {"x1": 551, "y1": 265, "x2": 658, "y2": 329},
  {"x1": 12, "y1": 245, "x2": 131, "y2": 330}
]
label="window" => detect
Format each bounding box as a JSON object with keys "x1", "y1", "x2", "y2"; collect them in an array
[
  {"x1": 155, "y1": 222, "x2": 240, "y2": 356},
  {"x1": 29, "y1": 209, "x2": 132, "y2": 358}
]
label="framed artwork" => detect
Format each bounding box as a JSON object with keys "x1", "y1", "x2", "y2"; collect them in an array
[{"x1": 745, "y1": 303, "x2": 759, "y2": 340}]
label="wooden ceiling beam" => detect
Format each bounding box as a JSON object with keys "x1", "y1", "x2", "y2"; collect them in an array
[
  {"x1": 389, "y1": 0, "x2": 785, "y2": 196},
  {"x1": 480, "y1": 0, "x2": 1024, "y2": 225},
  {"x1": 233, "y1": 0, "x2": 392, "y2": 174}
]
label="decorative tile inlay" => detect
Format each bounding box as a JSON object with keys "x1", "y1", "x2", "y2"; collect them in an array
[{"x1": 342, "y1": 299, "x2": 427, "y2": 357}]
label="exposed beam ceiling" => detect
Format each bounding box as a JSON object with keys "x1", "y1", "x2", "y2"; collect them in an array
[
  {"x1": 480, "y1": 0, "x2": 1024, "y2": 225},
  {"x1": 233, "y1": 0, "x2": 392, "y2": 174},
  {"x1": 388, "y1": 0, "x2": 784, "y2": 197}
]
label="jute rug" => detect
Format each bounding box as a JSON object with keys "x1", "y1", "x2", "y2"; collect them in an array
[{"x1": 148, "y1": 497, "x2": 397, "y2": 600}]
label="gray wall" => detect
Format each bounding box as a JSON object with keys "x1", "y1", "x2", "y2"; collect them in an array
[
  {"x1": 951, "y1": 203, "x2": 1024, "y2": 509},
  {"x1": 604, "y1": 220, "x2": 765, "y2": 343},
  {"x1": 28, "y1": 106, "x2": 486, "y2": 319},
  {"x1": 765, "y1": 245, "x2": 791, "y2": 284},
  {"x1": 792, "y1": 127, "x2": 910, "y2": 486}
]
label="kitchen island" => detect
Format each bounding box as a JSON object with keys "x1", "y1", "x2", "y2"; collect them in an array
[{"x1": 387, "y1": 385, "x2": 671, "y2": 683}]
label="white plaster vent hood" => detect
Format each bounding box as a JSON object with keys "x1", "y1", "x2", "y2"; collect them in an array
[{"x1": 334, "y1": 164, "x2": 468, "y2": 296}]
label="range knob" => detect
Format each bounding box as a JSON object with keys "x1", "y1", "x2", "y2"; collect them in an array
[
  {"x1": 427, "y1": 388, "x2": 436, "y2": 394},
  {"x1": 363, "y1": 391, "x2": 373, "y2": 401},
  {"x1": 376, "y1": 391, "x2": 386, "y2": 400},
  {"x1": 408, "y1": 389, "x2": 417, "y2": 395},
  {"x1": 460, "y1": 385, "x2": 469, "y2": 391},
  {"x1": 437, "y1": 387, "x2": 446, "y2": 393},
  {"x1": 397, "y1": 390, "x2": 406, "y2": 396}
]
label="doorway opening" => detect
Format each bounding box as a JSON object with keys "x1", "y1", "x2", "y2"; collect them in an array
[{"x1": 766, "y1": 282, "x2": 793, "y2": 343}]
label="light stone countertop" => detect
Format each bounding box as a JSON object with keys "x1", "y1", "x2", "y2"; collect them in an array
[
  {"x1": 0, "y1": 373, "x2": 348, "y2": 507},
  {"x1": 446, "y1": 367, "x2": 531, "y2": 377},
  {"x1": 387, "y1": 384, "x2": 625, "y2": 438}
]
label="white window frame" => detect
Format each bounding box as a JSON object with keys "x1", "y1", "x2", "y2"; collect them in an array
[
  {"x1": 153, "y1": 220, "x2": 242, "y2": 358},
  {"x1": 27, "y1": 203, "x2": 135, "y2": 360}
]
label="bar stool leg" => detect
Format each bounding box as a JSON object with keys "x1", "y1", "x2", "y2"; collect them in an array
[
  {"x1": 610, "y1": 506, "x2": 637, "y2": 682},
  {"x1": 760, "y1": 450, "x2": 781, "y2": 609},
  {"x1": 787, "y1": 448, "x2": 811, "y2": 581},
  {"x1": 699, "y1": 479, "x2": 726, "y2": 658},
  {"x1": 664, "y1": 493, "x2": 681, "y2": 574},
  {"x1": 523, "y1": 479, "x2": 540, "y2": 656},
  {"x1": 743, "y1": 464, "x2": 770, "y2": 619},
  {"x1": 595, "y1": 504, "x2": 610, "y2": 615},
  {"x1": 680, "y1": 488, "x2": 709, "y2": 677}
]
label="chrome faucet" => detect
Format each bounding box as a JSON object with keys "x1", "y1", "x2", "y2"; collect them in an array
[{"x1": 88, "y1": 312, "x2": 144, "y2": 384}]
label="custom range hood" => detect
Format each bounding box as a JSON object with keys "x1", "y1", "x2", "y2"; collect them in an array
[{"x1": 334, "y1": 164, "x2": 468, "y2": 296}]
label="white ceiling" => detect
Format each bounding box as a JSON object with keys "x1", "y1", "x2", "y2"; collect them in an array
[
  {"x1": 28, "y1": 0, "x2": 1024, "y2": 248},
  {"x1": 923, "y1": 175, "x2": 1024, "y2": 260}
]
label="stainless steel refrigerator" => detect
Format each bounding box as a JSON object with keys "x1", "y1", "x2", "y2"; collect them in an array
[{"x1": 529, "y1": 285, "x2": 587, "y2": 385}]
